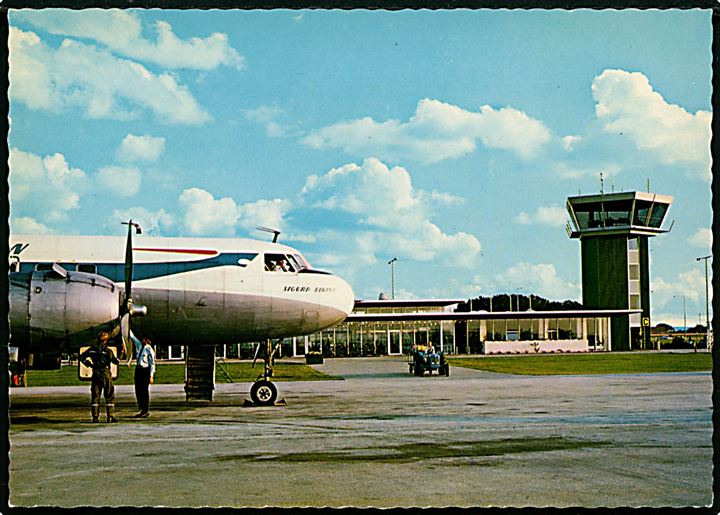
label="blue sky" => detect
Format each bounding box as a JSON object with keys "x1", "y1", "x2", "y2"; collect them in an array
[{"x1": 8, "y1": 9, "x2": 713, "y2": 327}]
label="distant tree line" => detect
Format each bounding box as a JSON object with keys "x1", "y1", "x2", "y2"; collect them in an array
[
  {"x1": 654, "y1": 322, "x2": 708, "y2": 333},
  {"x1": 457, "y1": 294, "x2": 583, "y2": 312}
]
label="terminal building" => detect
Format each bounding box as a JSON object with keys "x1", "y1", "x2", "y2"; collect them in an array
[{"x1": 158, "y1": 300, "x2": 641, "y2": 360}]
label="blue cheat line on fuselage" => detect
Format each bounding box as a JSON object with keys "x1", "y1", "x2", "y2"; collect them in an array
[{"x1": 17, "y1": 252, "x2": 259, "y2": 282}]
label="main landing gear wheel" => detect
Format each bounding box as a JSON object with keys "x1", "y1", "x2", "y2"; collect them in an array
[{"x1": 250, "y1": 379, "x2": 277, "y2": 406}]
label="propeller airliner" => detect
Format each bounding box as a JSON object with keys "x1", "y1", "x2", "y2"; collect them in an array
[{"x1": 8, "y1": 223, "x2": 355, "y2": 405}]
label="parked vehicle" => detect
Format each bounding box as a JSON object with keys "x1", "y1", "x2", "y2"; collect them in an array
[{"x1": 408, "y1": 344, "x2": 449, "y2": 376}]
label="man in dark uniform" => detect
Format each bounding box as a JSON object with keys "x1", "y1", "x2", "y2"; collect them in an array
[
  {"x1": 80, "y1": 331, "x2": 119, "y2": 422},
  {"x1": 131, "y1": 335, "x2": 156, "y2": 418}
]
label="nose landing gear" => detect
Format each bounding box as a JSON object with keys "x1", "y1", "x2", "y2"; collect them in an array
[
  {"x1": 250, "y1": 379, "x2": 277, "y2": 406},
  {"x1": 248, "y1": 339, "x2": 282, "y2": 406}
]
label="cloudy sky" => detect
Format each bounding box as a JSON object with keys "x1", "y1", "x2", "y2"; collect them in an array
[{"x1": 8, "y1": 9, "x2": 713, "y2": 327}]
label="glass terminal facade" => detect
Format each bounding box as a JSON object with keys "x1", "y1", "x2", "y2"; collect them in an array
[{"x1": 155, "y1": 299, "x2": 629, "y2": 360}]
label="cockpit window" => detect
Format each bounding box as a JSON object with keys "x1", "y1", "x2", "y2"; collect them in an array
[
  {"x1": 293, "y1": 253, "x2": 310, "y2": 270},
  {"x1": 286, "y1": 254, "x2": 303, "y2": 271},
  {"x1": 264, "y1": 253, "x2": 296, "y2": 273}
]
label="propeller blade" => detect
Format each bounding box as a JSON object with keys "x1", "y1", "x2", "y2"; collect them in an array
[
  {"x1": 120, "y1": 219, "x2": 144, "y2": 361},
  {"x1": 124, "y1": 221, "x2": 134, "y2": 303},
  {"x1": 121, "y1": 312, "x2": 130, "y2": 350}
]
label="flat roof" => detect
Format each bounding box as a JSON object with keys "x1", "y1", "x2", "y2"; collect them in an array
[
  {"x1": 345, "y1": 309, "x2": 642, "y2": 322},
  {"x1": 567, "y1": 191, "x2": 673, "y2": 205},
  {"x1": 354, "y1": 299, "x2": 465, "y2": 308}
]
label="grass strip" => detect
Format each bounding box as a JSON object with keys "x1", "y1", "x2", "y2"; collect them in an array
[
  {"x1": 451, "y1": 352, "x2": 712, "y2": 375},
  {"x1": 25, "y1": 361, "x2": 338, "y2": 387}
]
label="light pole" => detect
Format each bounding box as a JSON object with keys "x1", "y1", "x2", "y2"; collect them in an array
[
  {"x1": 515, "y1": 287, "x2": 524, "y2": 311},
  {"x1": 696, "y1": 255, "x2": 711, "y2": 350},
  {"x1": 388, "y1": 258, "x2": 398, "y2": 300},
  {"x1": 672, "y1": 295, "x2": 687, "y2": 332}
]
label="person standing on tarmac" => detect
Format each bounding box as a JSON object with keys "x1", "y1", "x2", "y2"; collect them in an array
[
  {"x1": 130, "y1": 335, "x2": 156, "y2": 418},
  {"x1": 79, "y1": 331, "x2": 119, "y2": 423}
]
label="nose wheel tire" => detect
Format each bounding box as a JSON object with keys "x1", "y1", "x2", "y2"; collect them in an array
[{"x1": 250, "y1": 379, "x2": 278, "y2": 406}]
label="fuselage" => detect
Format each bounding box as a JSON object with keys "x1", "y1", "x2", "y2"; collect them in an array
[{"x1": 9, "y1": 234, "x2": 355, "y2": 349}]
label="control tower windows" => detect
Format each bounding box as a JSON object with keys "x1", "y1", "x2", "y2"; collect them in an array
[{"x1": 633, "y1": 200, "x2": 668, "y2": 228}]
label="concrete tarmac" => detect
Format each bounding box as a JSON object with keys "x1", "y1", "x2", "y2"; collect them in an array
[{"x1": 7, "y1": 357, "x2": 713, "y2": 508}]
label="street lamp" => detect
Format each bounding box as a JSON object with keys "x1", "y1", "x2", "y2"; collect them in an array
[
  {"x1": 696, "y1": 255, "x2": 711, "y2": 350},
  {"x1": 388, "y1": 258, "x2": 398, "y2": 300}
]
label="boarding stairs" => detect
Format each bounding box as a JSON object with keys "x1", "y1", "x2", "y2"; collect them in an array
[{"x1": 184, "y1": 345, "x2": 217, "y2": 401}]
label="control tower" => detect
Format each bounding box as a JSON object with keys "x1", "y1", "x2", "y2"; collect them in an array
[{"x1": 566, "y1": 190, "x2": 673, "y2": 350}]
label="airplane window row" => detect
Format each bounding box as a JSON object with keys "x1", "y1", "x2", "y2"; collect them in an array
[{"x1": 32, "y1": 263, "x2": 98, "y2": 274}]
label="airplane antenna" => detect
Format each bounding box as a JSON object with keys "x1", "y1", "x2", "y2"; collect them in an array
[{"x1": 256, "y1": 226, "x2": 280, "y2": 243}]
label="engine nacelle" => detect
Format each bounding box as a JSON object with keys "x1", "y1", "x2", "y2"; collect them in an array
[{"x1": 9, "y1": 268, "x2": 121, "y2": 350}]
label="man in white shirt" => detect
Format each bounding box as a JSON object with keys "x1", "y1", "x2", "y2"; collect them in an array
[{"x1": 132, "y1": 336, "x2": 156, "y2": 418}]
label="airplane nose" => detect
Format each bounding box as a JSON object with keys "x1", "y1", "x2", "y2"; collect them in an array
[
  {"x1": 315, "y1": 273, "x2": 355, "y2": 329},
  {"x1": 335, "y1": 275, "x2": 355, "y2": 317}
]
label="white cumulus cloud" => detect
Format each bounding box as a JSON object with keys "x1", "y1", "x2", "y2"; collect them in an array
[
  {"x1": 117, "y1": 134, "x2": 166, "y2": 162},
  {"x1": 244, "y1": 106, "x2": 294, "y2": 138},
  {"x1": 108, "y1": 207, "x2": 174, "y2": 235},
  {"x1": 301, "y1": 98, "x2": 551, "y2": 163},
  {"x1": 9, "y1": 147, "x2": 87, "y2": 223},
  {"x1": 177, "y1": 188, "x2": 294, "y2": 238},
  {"x1": 11, "y1": 216, "x2": 55, "y2": 234},
  {"x1": 516, "y1": 205, "x2": 568, "y2": 227},
  {"x1": 494, "y1": 262, "x2": 580, "y2": 300},
  {"x1": 96, "y1": 166, "x2": 141, "y2": 197},
  {"x1": 562, "y1": 135, "x2": 582, "y2": 151},
  {"x1": 651, "y1": 268, "x2": 710, "y2": 309},
  {"x1": 300, "y1": 157, "x2": 481, "y2": 268},
  {"x1": 178, "y1": 188, "x2": 241, "y2": 236},
  {"x1": 14, "y1": 9, "x2": 246, "y2": 70},
  {"x1": 688, "y1": 228, "x2": 712, "y2": 249},
  {"x1": 9, "y1": 26, "x2": 211, "y2": 124},
  {"x1": 237, "y1": 198, "x2": 293, "y2": 234},
  {"x1": 592, "y1": 69, "x2": 711, "y2": 181}
]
